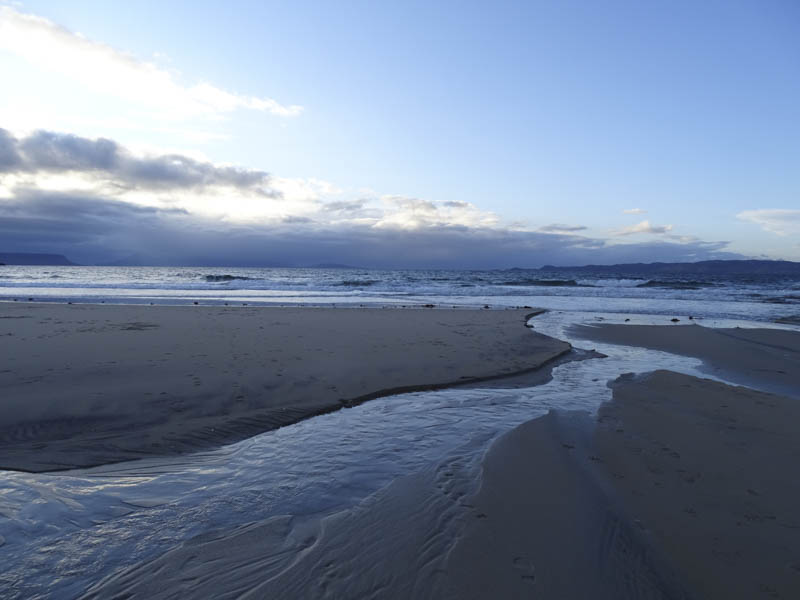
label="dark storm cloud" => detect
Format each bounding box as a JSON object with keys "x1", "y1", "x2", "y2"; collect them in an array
[
  {"x1": 18, "y1": 130, "x2": 118, "y2": 171},
  {"x1": 0, "y1": 129, "x2": 274, "y2": 193},
  {"x1": 0, "y1": 190, "x2": 190, "y2": 255},
  {"x1": 0, "y1": 190, "x2": 742, "y2": 267}
]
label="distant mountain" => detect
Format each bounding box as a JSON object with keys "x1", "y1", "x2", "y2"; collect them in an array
[
  {"x1": 0, "y1": 253, "x2": 77, "y2": 266},
  {"x1": 534, "y1": 260, "x2": 800, "y2": 276}
]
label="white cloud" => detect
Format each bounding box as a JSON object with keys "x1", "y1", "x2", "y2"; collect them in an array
[
  {"x1": 271, "y1": 177, "x2": 343, "y2": 202},
  {"x1": 615, "y1": 220, "x2": 673, "y2": 236},
  {"x1": 1, "y1": 128, "x2": 509, "y2": 229},
  {"x1": 373, "y1": 196, "x2": 500, "y2": 230},
  {"x1": 622, "y1": 208, "x2": 646, "y2": 214},
  {"x1": 737, "y1": 209, "x2": 800, "y2": 236},
  {"x1": 0, "y1": 7, "x2": 302, "y2": 119}
]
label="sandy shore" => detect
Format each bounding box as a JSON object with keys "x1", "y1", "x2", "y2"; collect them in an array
[
  {"x1": 571, "y1": 322, "x2": 800, "y2": 398},
  {"x1": 445, "y1": 408, "x2": 689, "y2": 600},
  {"x1": 9, "y1": 311, "x2": 800, "y2": 598},
  {"x1": 593, "y1": 370, "x2": 800, "y2": 599},
  {"x1": 453, "y1": 369, "x2": 800, "y2": 599},
  {"x1": 81, "y1": 325, "x2": 800, "y2": 599},
  {"x1": 0, "y1": 303, "x2": 569, "y2": 472}
]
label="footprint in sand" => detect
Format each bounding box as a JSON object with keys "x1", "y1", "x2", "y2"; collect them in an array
[{"x1": 512, "y1": 556, "x2": 536, "y2": 583}]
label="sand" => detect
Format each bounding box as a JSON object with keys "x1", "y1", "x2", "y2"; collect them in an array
[
  {"x1": 0, "y1": 303, "x2": 569, "y2": 472},
  {"x1": 448, "y1": 369, "x2": 800, "y2": 599},
  {"x1": 593, "y1": 370, "x2": 800, "y2": 599},
  {"x1": 83, "y1": 461, "x2": 475, "y2": 599},
  {"x1": 9, "y1": 309, "x2": 800, "y2": 598},
  {"x1": 85, "y1": 324, "x2": 798, "y2": 599},
  {"x1": 86, "y1": 365, "x2": 800, "y2": 599},
  {"x1": 444, "y1": 410, "x2": 689, "y2": 600},
  {"x1": 570, "y1": 322, "x2": 800, "y2": 398}
]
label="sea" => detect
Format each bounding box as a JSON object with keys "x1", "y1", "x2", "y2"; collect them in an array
[
  {"x1": 1, "y1": 265, "x2": 799, "y2": 598},
  {"x1": 0, "y1": 264, "x2": 799, "y2": 325}
]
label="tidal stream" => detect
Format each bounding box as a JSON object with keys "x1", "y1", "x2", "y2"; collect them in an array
[{"x1": 0, "y1": 310, "x2": 786, "y2": 598}]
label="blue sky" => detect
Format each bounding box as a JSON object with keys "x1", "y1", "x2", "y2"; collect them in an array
[{"x1": 0, "y1": 1, "x2": 798, "y2": 266}]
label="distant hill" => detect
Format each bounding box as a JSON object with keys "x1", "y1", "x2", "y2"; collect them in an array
[
  {"x1": 0, "y1": 253, "x2": 77, "y2": 266},
  {"x1": 532, "y1": 260, "x2": 800, "y2": 276}
]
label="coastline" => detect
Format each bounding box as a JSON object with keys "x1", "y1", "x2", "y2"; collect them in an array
[
  {"x1": 5, "y1": 305, "x2": 800, "y2": 598},
  {"x1": 0, "y1": 303, "x2": 569, "y2": 472},
  {"x1": 80, "y1": 324, "x2": 800, "y2": 599}
]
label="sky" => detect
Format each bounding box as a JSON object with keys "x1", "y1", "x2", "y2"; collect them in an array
[{"x1": 0, "y1": 0, "x2": 798, "y2": 267}]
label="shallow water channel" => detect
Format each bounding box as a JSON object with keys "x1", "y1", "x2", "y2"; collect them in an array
[{"x1": 0, "y1": 310, "x2": 781, "y2": 598}]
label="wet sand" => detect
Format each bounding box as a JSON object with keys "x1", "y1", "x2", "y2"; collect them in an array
[
  {"x1": 81, "y1": 325, "x2": 800, "y2": 600},
  {"x1": 571, "y1": 322, "x2": 800, "y2": 398},
  {"x1": 594, "y1": 370, "x2": 800, "y2": 599},
  {"x1": 0, "y1": 303, "x2": 569, "y2": 472},
  {"x1": 445, "y1": 409, "x2": 688, "y2": 600},
  {"x1": 7, "y1": 308, "x2": 800, "y2": 599},
  {"x1": 451, "y1": 368, "x2": 800, "y2": 599}
]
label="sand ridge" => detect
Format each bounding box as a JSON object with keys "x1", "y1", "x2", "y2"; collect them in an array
[{"x1": 0, "y1": 303, "x2": 569, "y2": 472}]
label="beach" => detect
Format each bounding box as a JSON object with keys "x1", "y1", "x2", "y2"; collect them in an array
[
  {"x1": 3, "y1": 0, "x2": 800, "y2": 594},
  {"x1": 446, "y1": 322, "x2": 800, "y2": 599},
  {"x1": 2, "y1": 300, "x2": 800, "y2": 599},
  {"x1": 0, "y1": 302, "x2": 569, "y2": 472},
  {"x1": 74, "y1": 319, "x2": 800, "y2": 600},
  {"x1": 447, "y1": 367, "x2": 800, "y2": 600}
]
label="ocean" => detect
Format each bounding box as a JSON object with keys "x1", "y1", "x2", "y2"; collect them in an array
[{"x1": 1, "y1": 265, "x2": 799, "y2": 325}]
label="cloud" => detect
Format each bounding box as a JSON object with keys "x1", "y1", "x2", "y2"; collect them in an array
[
  {"x1": 270, "y1": 177, "x2": 342, "y2": 203},
  {"x1": 374, "y1": 196, "x2": 500, "y2": 230},
  {"x1": 0, "y1": 128, "x2": 273, "y2": 193},
  {"x1": 0, "y1": 127, "x2": 740, "y2": 268},
  {"x1": 538, "y1": 223, "x2": 588, "y2": 233},
  {"x1": 0, "y1": 7, "x2": 302, "y2": 119},
  {"x1": 322, "y1": 200, "x2": 366, "y2": 213},
  {"x1": 0, "y1": 189, "x2": 741, "y2": 268},
  {"x1": 0, "y1": 128, "x2": 22, "y2": 170},
  {"x1": 622, "y1": 208, "x2": 646, "y2": 215},
  {"x1": 615, "y1": 220, "x2": 673, "y2": 236},
  {"x1": 737, "y1": 209, "x2": 800, "y2": 236},
  {"x1": 0, "y1": 128, "x2": 512, "y2": 228}
]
